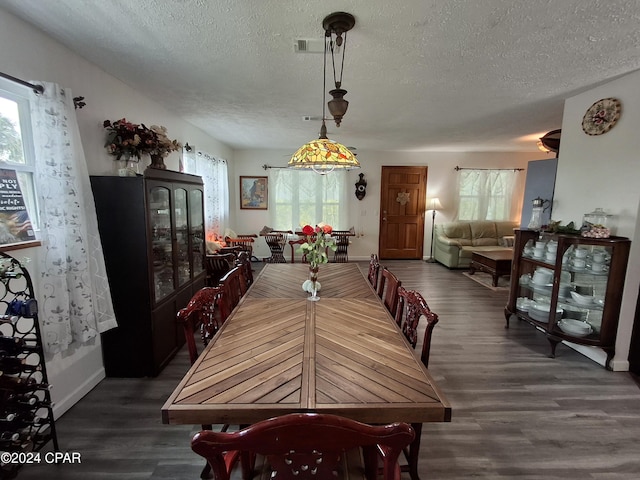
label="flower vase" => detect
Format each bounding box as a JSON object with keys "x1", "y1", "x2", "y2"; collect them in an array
[
  {"x1": 117, "y1": 158, "x2": 139, "y2": 177},
  {"x1": 149, "y1": 153, "x2": 167, "y2": 170},
  {"x1": 308, "y1": 266, "x2": 320, "y2": 302}
]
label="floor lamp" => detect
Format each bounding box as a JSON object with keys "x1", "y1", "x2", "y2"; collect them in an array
[{"x1": 426, "y1": 197, "x2": 442, "y2": 263}]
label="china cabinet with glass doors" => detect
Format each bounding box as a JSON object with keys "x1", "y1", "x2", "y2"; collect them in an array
[
  {"x1": 90, "y1": 169, "x2": 206, "y2": 377},
  {"x1": 505, "y1": 229, "x2": 630, "y2": 368}
]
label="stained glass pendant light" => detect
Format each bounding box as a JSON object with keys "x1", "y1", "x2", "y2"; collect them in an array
[
  {"x1": 288, "y1": 120, "x2": 358, "y2": 174},
  {"x1": 288, "y1": 12, "x2": 359, "y2": 174}
]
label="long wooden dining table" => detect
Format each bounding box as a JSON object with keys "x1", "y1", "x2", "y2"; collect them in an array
[{"x1": 162, "y1": 262, "x2": 451, "y2": 480}]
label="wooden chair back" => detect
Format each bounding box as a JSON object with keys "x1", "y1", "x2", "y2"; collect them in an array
[
  {"x1": 205, "y1": 253, "x2": 236, "y2": 286},
  {"x1": 288, "y1": 238, "x2": 307, "y2": 263},
  {"x1": 219, "y1": 266, "x2": 244, "y2": 317},
  {"x1": 176, "y1": 287, "x2": 223, "y2": 365},
  {"x1": 289, "y1": 235, "x2": 328, "y2": 264},
  {"x1": 235, "y1": 251, "x2": 253, "y2": 294},
  {"x1": 377, "y1": 268, "x2": 402, "y2": 318},
  {"x1": 394, "y1": 286, "x2": 439, "y2": 368},
  {"x1": 191, "y1": 413, "x2": 414, "y2": 480},
  {"x1": 177, "y1": 285, "x2": 233, "y2": 477},
  {"x1": 367, "y1": 254, "x2": 380, "y2": 290},
  {"x1": 225, "y1": 234, "x2": 257, "y2": 260},
  {"x1": 261, "y1": 230, "x2": 291, "y2": 263},
  {"x1": 218, "y1": 246, "x2": 243, "y2": 257},
  {"x1": 331, "y1": 230, "x2": 353, "y2": 263}
]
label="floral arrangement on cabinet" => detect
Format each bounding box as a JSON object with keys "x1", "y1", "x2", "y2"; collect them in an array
[{"x1": 103, "y1": 118, "x2": 182, "y2": 171}]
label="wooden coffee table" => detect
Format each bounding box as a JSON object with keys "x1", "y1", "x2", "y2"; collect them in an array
[{"x1": 469, "y1": 250, "x2": 513, "y2": 287}]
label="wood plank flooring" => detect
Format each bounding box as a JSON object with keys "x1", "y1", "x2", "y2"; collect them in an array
[{"x1": 15, "y1": 261, "x2": 640, "y2": 480}]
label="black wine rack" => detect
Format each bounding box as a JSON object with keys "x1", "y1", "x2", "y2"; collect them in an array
[{"x1": 0, "y1": 252, "x2": 58, "y2": 479}]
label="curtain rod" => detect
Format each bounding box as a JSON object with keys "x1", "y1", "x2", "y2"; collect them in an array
[
  {"x1": 454, "y1": 166, "x2": 524, "y2": 172},
  {"x1": 0, "y1": 71, "x2": 44, "y2": 94},
  {"x1": 0, "y1": 71, "x2": 86, "y2": 109},
  {"x1": 262, "y1": 164, "x2": 288, "y2": 170}
]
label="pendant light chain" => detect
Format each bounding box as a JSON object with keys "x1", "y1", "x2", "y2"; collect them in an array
[
  {"x1": 322, "y1": 32, "x2": 327, "y2": 131},
  {"x1": 329, "y1": 31, "x2": 347, "y2": 89},
  {"x1": 286, "y1": 12, "x2": 359, "y2": 173}
]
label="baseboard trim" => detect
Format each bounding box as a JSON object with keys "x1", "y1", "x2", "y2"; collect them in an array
[
  {"x1": 609, "y1": 359, "x2": 630, "y2": 372},
  {"x1": 52, "y1": 368, "x2": 105, "y2": 420},
  {"x1": 563, "y1": 342, "x2": 630, "y2": 371}
]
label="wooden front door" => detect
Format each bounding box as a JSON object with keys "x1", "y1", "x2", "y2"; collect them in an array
[{"x1": 379, "y1": 166, "x2": 427, "y2": 259}]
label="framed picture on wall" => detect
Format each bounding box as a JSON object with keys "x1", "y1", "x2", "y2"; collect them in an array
[{"x1": 240, "y1": 176, "x2": 268, "y2": 210}]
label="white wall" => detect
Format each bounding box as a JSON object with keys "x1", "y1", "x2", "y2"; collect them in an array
[
  {"x1": 554, "y1": 69, "x2": 640, "y2": 370},
  {"x1": 232, "y1": 149, "x2": 541, "y2": 260},
  {"x1": 0, "y1": 11, "x2": 233, "y2": 417}
]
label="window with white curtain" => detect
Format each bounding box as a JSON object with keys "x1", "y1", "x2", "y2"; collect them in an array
[
  {"x1": 0, "y1": 79, "x2": 39, "y2": 233},
  {"x1": 182, "y1": 149, "x2": 229, "y2": 237},
  {"x1": 28, "y1": 81, "x2": 117, "y2": 352},
  {"x1": 269, "y1": 169, "x2": 349, "y2": 230},
  {"x1": 456, "y1": 169, "x2": 517, "y2": 221}
]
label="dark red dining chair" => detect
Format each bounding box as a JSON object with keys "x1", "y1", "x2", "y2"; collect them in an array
[
  {"x1": 191, "y1": 413, "x2": 414, "y2": 480},
  {"x1": 377, "y1": 268, "x2": 402, "y2": 318},
  {"x1": 219, "y1": 266, "x2": 244, "y2": 317},
  {"x1": 176, "y1": 287, "x2": 225, "y2": 364},
  {"x1": 205, "y1": 253, "x2": 236, "y2": 286},
  {"x1": 235, "y1": 251, "x2": 253, "y2": 294},
  {"x1": 288, "y1": 238, "x2": 306, "y2": 263},
  {"x1": 225, "y1": 233, "x2": 258, "y2": 261},
  {"x1": 394, "y1": 286, "x2": 440, "y2": 368},
  {"x1": 392, "y1": 286, "x2": 440, "y2": 479},
  {"x1": 368, "y1": 254, "x2": 380, "y2": 290},
  {"x1": 176, "y1": 286, "x2": 233, "y2": 479}
]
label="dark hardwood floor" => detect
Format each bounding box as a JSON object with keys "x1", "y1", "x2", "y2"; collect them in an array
[{"x1": 16, "y1": 261, "x2": 640, "y2": 479}]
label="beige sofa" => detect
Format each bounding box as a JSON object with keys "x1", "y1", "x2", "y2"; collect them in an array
[{"x1": 433, "y1": 221, "x2": 518, "y2": 268}]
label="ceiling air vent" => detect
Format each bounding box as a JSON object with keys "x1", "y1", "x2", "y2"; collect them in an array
[{"x1": 294, "y1": 39, "x2": 324, "y2": 53}]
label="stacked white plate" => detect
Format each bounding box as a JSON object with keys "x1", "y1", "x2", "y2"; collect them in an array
[
  {"x1": 516, "y1": 297, "x2": 533, "y2": 312},
  {"x1": 528, "y1": 303, "x2": 563, "y2": 323},
  {"x1": 557, "y1": 319, "x2": 593, "y2": 337},
  {"x1": 561, "y1": 305, "x2": 587, "y2": 321},
  {"x1": 570, "y1": 291, "x2": 595, "y2": 306}
]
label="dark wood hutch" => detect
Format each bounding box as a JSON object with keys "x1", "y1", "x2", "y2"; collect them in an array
[{"x1": 90, "y1": 169, "x2": 206, "y2": 377}]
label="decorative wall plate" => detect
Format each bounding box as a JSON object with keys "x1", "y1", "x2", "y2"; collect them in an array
[{"x1": 581, "y1": 97, "x2": 621, "y2": 136}]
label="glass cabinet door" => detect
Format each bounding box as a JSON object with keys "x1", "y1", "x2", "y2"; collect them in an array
[
  {"x1": 149, "y1": 186, "x2": 174, "y2": 301},
  {"x1": 554, "y1": 243, "x2": 611, "y2": 341},
  {"x1": 190, "y1": 188, "x2": 205, "y2": 278},
  {"x1": 174, "y1": 188, "x2": 191, "y2": 286}
]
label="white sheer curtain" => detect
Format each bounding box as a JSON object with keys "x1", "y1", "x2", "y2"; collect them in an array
[
  {"x1": 182, "y1": 149, "x2": 229, "y2": 236},
  {"x1": 269, "y1": 169, "x2": 349, "y2": 230},
  {"x1": 455, "y1": 169, "x2": 518, "y2": 221},
  {"x1": 30, "y1": 82, "x2": 117, "y2": 353}
]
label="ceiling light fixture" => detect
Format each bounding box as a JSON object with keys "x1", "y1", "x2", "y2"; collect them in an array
[
  {"x1": 323, "y1": 12, "x2": 355, "y2": 127},
  {"x1": 538, "y1": 129, "x2": 561, "y2": 155},
  {"x1": 288, "y1": 12, "x2": 359, "y2": 174},
  {"x1": 536, "y1": 140, "x2": 551, "y2": 153}
]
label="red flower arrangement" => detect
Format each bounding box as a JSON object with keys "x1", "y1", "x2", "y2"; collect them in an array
[{"x1": 298, "y1": 223, "x2": 336, "y2": 269}]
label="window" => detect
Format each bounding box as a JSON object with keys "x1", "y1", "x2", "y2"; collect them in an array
[
  {"x1": 182, "y1": 149, "x2": 229, "y2": 237},
  {"x1": 456, "y1": 169, "x2": 517, "y2": 221},
  {"x1": 0, "y1": 79, "x2": 39, "y2": 242},
  {"x1": 269, "y1": 169, "x2": 349, "y2": 230}
]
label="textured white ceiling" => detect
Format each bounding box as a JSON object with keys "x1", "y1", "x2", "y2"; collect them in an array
[{"x1": 3, "y1": 0, "x2": 640, "y2": 153}]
